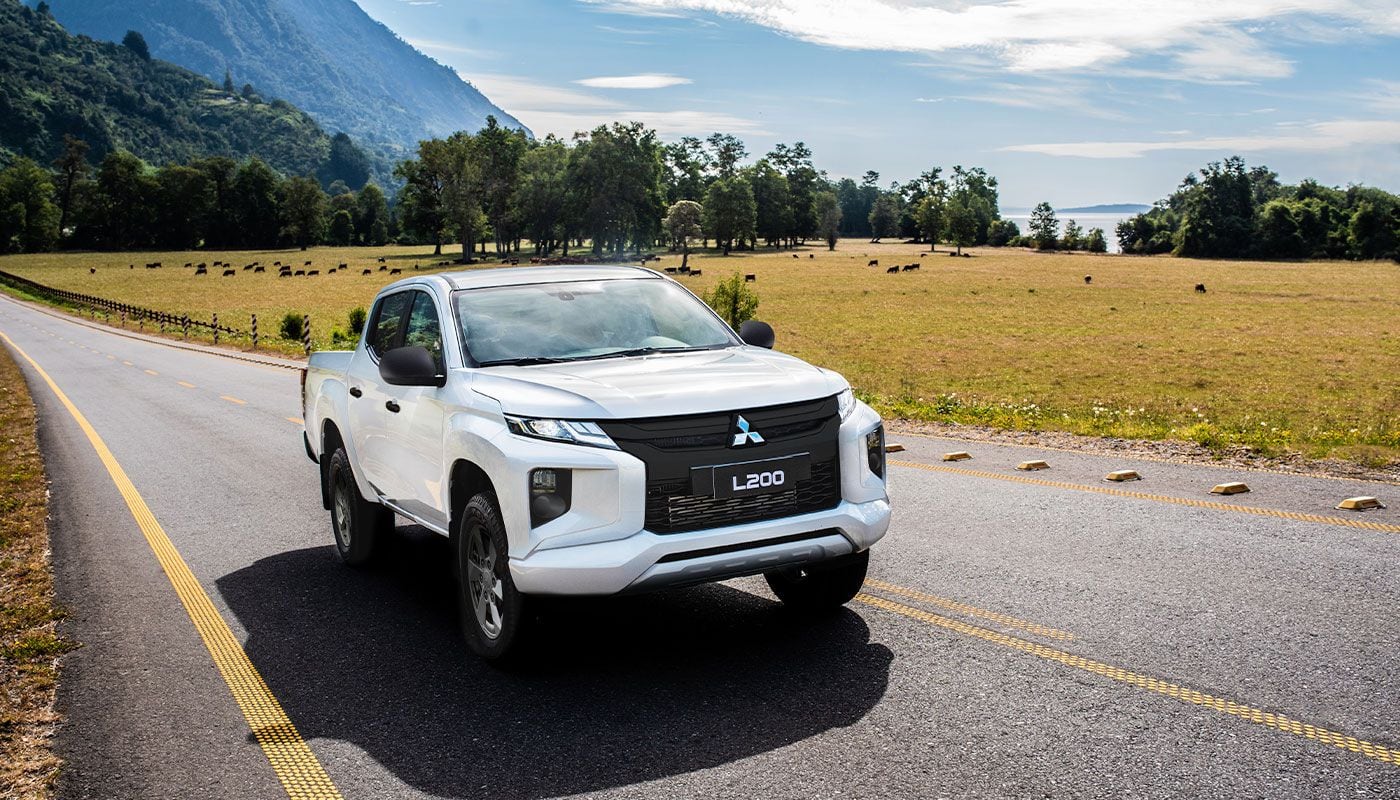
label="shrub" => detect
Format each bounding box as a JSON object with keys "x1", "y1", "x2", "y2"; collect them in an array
[
  {"x1": 703, "y1": 272, "x2": 759, "y2": 329},
  {"x1": 279, "y1": 311, "x2": 305, "y2": 341},
  {"x1": 347, "y1": 306, "x2": 367, "y2": 335}
]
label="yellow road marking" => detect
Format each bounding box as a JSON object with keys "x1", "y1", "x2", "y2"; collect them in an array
[
  {"x1": 891, "y1": 460, "x2": 1400, "y2": 535},
  {"x1": 178, "y1": 381, "x2": 197, "y2": 389},
  {"x1": 122, "y1": 360, "x2": 133, "y2": 366},
  {"x1": 286, "y1": 417, "x2": 304, "y2": 425},
  {"x1": 106, "y1": 355, "x2": 115, "y2": 360},
  {"x1": 863, "y1": 578, "x2": 1075, "y2": 641},
  {"x1": 144, "y1": 369, "x2": 159, "y2": 376},
  {"x1": 0, "y1": 330, "x2": 343, "y2": 799},
  {"x1": 854, "y1": 592, "x2": 1400, "y2": 768},
  {"x1": 220, "y1": 395, "x2": 247, "y2": 405}
]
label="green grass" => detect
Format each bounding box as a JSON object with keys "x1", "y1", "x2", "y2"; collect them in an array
[{"x1": 2, "y1": 241, "x2": 1398, "y2": 464}]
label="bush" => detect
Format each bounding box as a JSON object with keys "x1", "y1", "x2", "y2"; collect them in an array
[
  {"x1": 279, "y1": 311, "x2": 305, "y2": 341},
  {"x1": 347, "y1": 306, "x2": 367, "y2": 335},
  {"x1": 703, "y1": 272, "x2": 759, "y2": 329}
]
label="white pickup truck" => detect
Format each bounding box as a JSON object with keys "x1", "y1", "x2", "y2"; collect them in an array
[{"x1": 302, "y1": 266, "x2": 891, "y2": 660}]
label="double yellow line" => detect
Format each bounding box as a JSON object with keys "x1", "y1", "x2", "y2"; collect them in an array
[{"x1": 0, "y1": 330, "x2": 342, "y2": 799}]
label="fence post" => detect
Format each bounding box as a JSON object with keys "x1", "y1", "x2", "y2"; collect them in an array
[
  {"x1": 121, "y1": 310, "x2": 126, "y2": 328},
  {"x1": 182, "y1": 315, "x2": 189, "y2": 340},
  {"x1": 212, "y1": 313, "x2": 219, "y2": 346},
  {"x1": 302, "y1": 314, "x2": 312, "y2": 356},
  {"x1": 251, "y1": 314, "x2": 258, "y2": 351}
]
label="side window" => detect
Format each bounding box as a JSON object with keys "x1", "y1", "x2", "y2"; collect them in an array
[
  {"x1": 404, "y1": 292, "x2": 445, "y2": 373},
  {"x1": 367, "y1": 292, "x2": 414, "y2": 359}
]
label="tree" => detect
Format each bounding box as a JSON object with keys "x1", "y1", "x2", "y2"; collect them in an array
[
  {"x1": 223, "y1": 69, "x2": 236, "y2": 94},
  {"x1": 0, "y1": 158, "x2": 60, "y2": 252},
  {"x1": 768, "y1": 142, "x2": 818, "y2": 245},
  {"x1": 567, "y1": 122, "x2": 666, "y2": 255},
  {"x1": 438, "y1": 132, "x2": 483, "y2": 262},
  {"x1": 121, "y1": 30, "x2": 150, "y2": 61},
  {"x1": 1348, "y1": 200, "x2": 1398, "y2": 260},
  {"x1": 747, "y1": 160, "x2": 792, "y2": 247},
  {"x1": 1085, "y1": 227, "x2": 1108, "y2": 253},
  {"x1": 321, "y1": 132, "x2": 370, "y2": 190},
  {"x1": 1061, "y1": 219, "x2": 1084, "y2": 250},
  {"x1": 1029, "y1": 201, "x2": 1058, "y2": 250},
  {"x1": 703, "y1": 273, "x2": 760, "y2": 330},
  {"x1": 395, "y1": 139, "x2": 452, "y2": 255},
  {"x1": 355, "y1": 183, "x2": 389, "y2": 245},
  {"x1": 328, "y1": 209, "x2": 353, "y2": 246},
  {"x1": 51, "y1": 134, "x2": 90, "y2": 239},
  {"x1": 662, "y1": 200, "x2": 703, "y2": 269},
  {"x1": 1255, "y1": 200, "x2": 1305, "y2": 258},
  {"x1": 87, "y1": 150, "x2": 156, "y2": 249},
  {"x1": 702, "y1": 176, "x2": 756, "y2": 256},
  {"x1": 513, "y1": 136, "x2": 570, "y2": 255},
  {"x1": 987, "y1": 218, "x2": 1020, "y2": 247},
  {"x1": 663, "y1": 136, "x2": 709, "y2": 203},
  {"x1": 947, "y1": 165, "x2": 1000, "y2": 244},
  {"x1": 1177, "y1": 156, "x2": 1255, "y2": 257},
  {"x1": 153, "y1": 165, "x2": 212, "y2": 249},
  {"x1": 474, "y1": 115, "x2": 529, "y2": 253},
  {"x1": 231, "y1": 157, "x2": 282, "y2": 248},
  {"x1": 813, "y1": 190, "x2": 842, "y2": 250},
  {"x1": 945, "y1": 198, "x2": 978, "y2": 255},
  {"x1": 706, "y1": 133, "x2": 747, "y2": 179},
  {"x1": 280, "y1": 175, "x2": 328, "y2": 249},
  {"x1": 916, "y1": 189, "x2": 946, "y2": 250},
  {"x1": 192, "y1": 156, "x2": 238, "y2": 249},
  {"x1": 868, "y1": 193, "x2": 899, "y2": 242}
]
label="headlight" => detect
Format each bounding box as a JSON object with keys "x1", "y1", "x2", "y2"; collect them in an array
[
  {"x1": 837, "y1": 388, "x2": 856, "y2": 421},
  {"x1": 505, "y1": 416, "x2": 619, "y2": 450}
]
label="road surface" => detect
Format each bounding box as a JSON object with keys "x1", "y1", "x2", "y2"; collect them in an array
[{"x1": 1, "y1": 292, "x2": 1397, "y2": 799}]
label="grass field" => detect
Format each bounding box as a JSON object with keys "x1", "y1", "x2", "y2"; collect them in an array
[{"x1": 2, "y1": 242, "x2": 1397, "y2": 464}]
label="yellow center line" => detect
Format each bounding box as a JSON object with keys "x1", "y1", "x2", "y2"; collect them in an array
[
  {"x1": 144, "y1": 369, "x2": 159, "y2": 376},
  {"x1": 863, "y1": 578, "x2": 1075, "y2": 641},
  {"x1": 854, "y1": 592, "x2": 1400, "y2": 768},
  {"x1": 106, "y1": 355, "x2": 115, "y2": 360},
  {"x1": 122, "y1": 360, "x2": 133, "y2": 366},
  {"x1": 891, "y1": 460, "x2": 1400, "y2": 535},
  {"x1": 0, "y1": 329, "x2": 343, "y2": 799},
  {"x1": 286, "y1": 417, "x2": 304, "y2": 425},
  {"x1": 177, "y1": 381, "x2": 197, "y2": 389},
  {"x1": 220, "y1": 395, "x2": 248, "y2": 405}
]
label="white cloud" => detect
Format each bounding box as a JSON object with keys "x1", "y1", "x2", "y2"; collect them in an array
[
  {"x1": 467, "y1": 74, "x2": 617, "y2": 110},
  {"x1": 575, "y1": 74, "x2": 694, "y2": 89},
  {"x1": 1000, "y1": 119, "x2": 1400, "y2": 158},
  {"x1": 582, "y1": 0, "x2": 1400, "y2": 80}
]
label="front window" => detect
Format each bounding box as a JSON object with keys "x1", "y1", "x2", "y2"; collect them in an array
[{"x1": 455, "y1": 278, "x2": 738, "y2": 366}]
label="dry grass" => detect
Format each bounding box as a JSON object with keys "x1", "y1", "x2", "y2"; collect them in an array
[
  {"x1": 1, "y1": 241, "x2": 1397, "y2": 463},
  {"x1": 0, "y1": 338, "x2": 69, "y2": 799}
]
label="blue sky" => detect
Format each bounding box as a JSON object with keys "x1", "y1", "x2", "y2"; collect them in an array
[{"x1": 353, "y1": 0, "x2": 1400, "y2": 208}]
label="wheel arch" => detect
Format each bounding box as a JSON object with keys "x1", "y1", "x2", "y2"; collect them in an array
[
  {"x1": 319, "y1": 419, "x2": 346, "y2": 510},
  {"x1": 449, "y1": 459, "x2": 497, "y2": 542}
]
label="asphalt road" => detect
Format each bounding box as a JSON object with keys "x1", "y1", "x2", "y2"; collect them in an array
[{"x1": 1, "y1": 291, "x2": 1397, "y2": 800}]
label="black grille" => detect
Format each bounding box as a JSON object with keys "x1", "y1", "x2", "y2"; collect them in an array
[{"x1": 598, "y1": 396, "x2": 843, "y2": 535}]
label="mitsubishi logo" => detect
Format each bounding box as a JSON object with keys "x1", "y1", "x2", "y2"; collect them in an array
[{"x1": 731, "y1": 415, "x2": 765, "y2": 447}]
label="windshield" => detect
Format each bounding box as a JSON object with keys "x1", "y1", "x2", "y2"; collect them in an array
[{"x1": 454, "y1": 278, "x2": 739, "y2": 366}]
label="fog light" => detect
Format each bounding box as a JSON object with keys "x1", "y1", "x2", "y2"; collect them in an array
[
  {"x1": 529, "y1": 468, "x2": 571, "y2": 527},
  {"x1": 866, "y1": 426, "x2": 886, "y2": 478}
]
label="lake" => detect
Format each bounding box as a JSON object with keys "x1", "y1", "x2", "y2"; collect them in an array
[{"x1": 1000, "y1": 212, "x2": 1134, "y2": 253}]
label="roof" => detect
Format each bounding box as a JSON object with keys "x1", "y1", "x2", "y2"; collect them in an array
[{"x1": 437, "y1": 265, "x2": 659, "y2": 290}]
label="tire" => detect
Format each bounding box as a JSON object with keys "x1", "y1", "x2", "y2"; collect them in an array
[
  {"x1": 455, "y1": 492, "x2": 530, "y2": 662},
  {"x1": 765, "y1": 549, "x2": 870, "y2": 612},
  {"x1": 327, "y1": 447, "x2": 392, "y2": 566}
]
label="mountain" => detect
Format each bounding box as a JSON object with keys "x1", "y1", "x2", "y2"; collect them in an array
[
  {"x1": 44, "y1": 0, "x2": 530, "y2": 170},
  {"x1": 1059, "y1": 204, "x2": 1150, "y2": 214},
  {"x1": 0, "y1": 0, "x2": 357, "y2": 180}
]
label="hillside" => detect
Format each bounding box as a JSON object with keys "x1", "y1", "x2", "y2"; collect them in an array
[
  {"x1": 45, "y1": 0, "x2": 529, "y2": 168},
  {"x1": 0, "y1": 0, "x2": 356, "y2": 180}
]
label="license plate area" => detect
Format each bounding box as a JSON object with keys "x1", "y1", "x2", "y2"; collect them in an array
[{"x1": 693, "y1": 454, "x2": 812, "y2": 499}]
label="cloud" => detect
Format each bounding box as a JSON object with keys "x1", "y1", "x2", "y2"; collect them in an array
[
  {"x1": 582, "y1": 0, "x2": 1400, "y2": 80},
  {"x1": 575, "y1": 74, "x2": 694, "y2": 89},
  {"x1": 1000, "y1": 119, "x2": 1400, "y2": 158}
]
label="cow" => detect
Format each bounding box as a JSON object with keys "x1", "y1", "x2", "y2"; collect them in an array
[
  {"x1": 379, "y1": 265, "x2": 388, "y2": 272},
  {"x1": 222, "y1": 269, "x2": 236, "y2": 277},
  {"x1": 867, "y1": 259, "x2": 879, "y2": 267},
  {"x1": 294, "y1": 270, "x2": 305, "y2": 276},
  {"x1": 886, "y1": 266, "x2": 899, "y2": 274},
  {"x1": 254, "y1": 266, "x2": 266, "y2": 273},
  {"x1": 194, "y1": 266, "x2": 208, "y2": 275},
  {"x1": 1084, "y1": 275, "x2": 1092, "y2": 285},
  {"x1": 1195, "y1": 283, "x2": 1207, "y2": 293},
  {"x1": 278, "y1": 271, "x2": 292, "y2": 278},
  {"x1": 744, "y1": 274, "x2": 756, "y2": 282},
  {"x1": 89, "y1": 267, "x2": 96, "y2": 275},
  {"x1": 664, "y1": 267, "x2": 677, "y2": 274},
  {"x1": 389, "y1": 268, "x2": 403, "y2": 275},
  {"x1": 307, "y1": 270, "x2": 319, "y2": 276},
  {"x1": 690, "y1": 269, "x2": 702, "y2": 277},
  {"x1": 362, "y1": 269, "x2": 372, "y2": 276}
]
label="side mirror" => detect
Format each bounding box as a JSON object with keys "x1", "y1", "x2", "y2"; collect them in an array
[
  {"x1": 738, "y1": 320, "x2": 775, "y2": 349},
  {"x1": 379, "y1": 346, "x2": 444, "y2": 387}
]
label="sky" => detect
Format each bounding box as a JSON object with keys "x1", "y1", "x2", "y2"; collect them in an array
[{"x1": 352, "y1": 0, "x2": 1400, "y2": 208}]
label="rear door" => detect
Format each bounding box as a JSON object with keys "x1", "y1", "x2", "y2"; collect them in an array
[{"x1": 346, "y1": 290, "x2": 415, "y2": 502}]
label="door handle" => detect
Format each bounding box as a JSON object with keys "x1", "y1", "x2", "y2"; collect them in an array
[
  {"x1": 349, "y1": 386, "x2": 362, "y2": 398},
  {"x1": 385, "y1": 400, "x2": 401, "y2": 413}
]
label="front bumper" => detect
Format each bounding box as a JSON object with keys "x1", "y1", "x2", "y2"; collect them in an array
[{"x1": 509, "y1": 495, "x2": 891, "y2": 595}]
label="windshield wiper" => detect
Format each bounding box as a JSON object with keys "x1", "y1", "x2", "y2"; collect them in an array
[
  {"x1": 589, "y1": 344, "x2": 728, "y2": 360},
  {"x1": 476, "y1": 356, "x2": 570, "y2": 367}
]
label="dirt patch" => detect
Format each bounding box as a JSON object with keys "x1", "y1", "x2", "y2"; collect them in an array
[
  {"x1": 888, "y1": 418, "x2": 1400, "y2": 485},
  {"x1": 0, "y1": 339, "x2": 70, "y2": 799}
]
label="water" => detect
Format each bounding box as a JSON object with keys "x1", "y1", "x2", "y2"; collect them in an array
[{"x1": 999, "y1": 212, "x2": 1133, "y2": 254}]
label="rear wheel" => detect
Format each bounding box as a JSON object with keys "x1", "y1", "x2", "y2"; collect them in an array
[
  {"x1": 327, "y1": 448, "x2": 392, "y2": 565},
  {"x1": 765, "y1": 550, "x2": 870, "y2": 612},
  {"x1": 455, "y1": 492, "x2": 530, "y2": 662}
]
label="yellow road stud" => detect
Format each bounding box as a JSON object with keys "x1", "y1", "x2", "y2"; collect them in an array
[
  {"x1": 1210, "y1": 482, "x2": 1250, "y2": 495},
  {"x1": 1105, "y1": 469, "x2": 1141, "y2": 482},
  {"x1": 942, "y1": 451, "x2": 972, "y2": 462},
  {"x1": 1336, "y1": 496, "x2": 1384, "y2": 511},
  {"x1": 885, "y1": 443, "x2": 906, "y2": 453},
  {"x1": 1017, "y1": 460, "x2": 1049, "y2": 471}
]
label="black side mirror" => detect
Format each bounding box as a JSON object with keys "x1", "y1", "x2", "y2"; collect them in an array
[
  {"x1": 379, "y1": 346, "x2": 444, "y2": 387},
  {"x1": 739, "y1": 320, "x2": 775, "y2": 349}
]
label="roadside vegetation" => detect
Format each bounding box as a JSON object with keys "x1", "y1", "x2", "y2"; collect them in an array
[
  {"x1": 0, "y1": 337, "x2": 69, "y2": 798},
  {"x1": 2, "y1": 242, "x2": 1396, "y2": 466}
]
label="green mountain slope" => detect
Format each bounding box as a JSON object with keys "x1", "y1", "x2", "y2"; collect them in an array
[
  {"x1": 0, "y1": 0, "x2": 359, "y2": 180},
  {"x1": 44, "y1": 0, "x2": 530, "y2": 168}
]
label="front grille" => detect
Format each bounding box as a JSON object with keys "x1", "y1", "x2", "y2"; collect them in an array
[
  {"x1": 645, "y1": 457, "x2": 840, "y2": 534},
  {"x1": 597, "y1": 396, "x2": 843, "y2": 535}
]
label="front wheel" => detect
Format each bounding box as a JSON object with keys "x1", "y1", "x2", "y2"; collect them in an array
[
  {"x1": 455, "y1": 492, "x2": 530, "y2": 662},
  {"x1": 327, "y1": 448, "x2": 392, "y2": 566},
  {"x1": 765, "y1": 550, "x2": 870, "y2": 612}
]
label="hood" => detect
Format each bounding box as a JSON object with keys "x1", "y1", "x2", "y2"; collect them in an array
[{"x1": 468, "y1": 347, "x2": 846, "y2": 419}]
